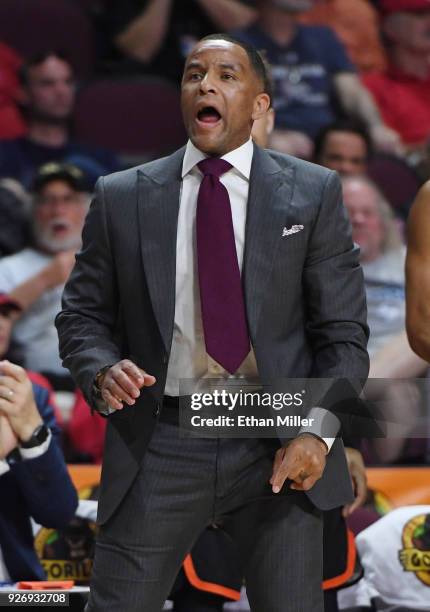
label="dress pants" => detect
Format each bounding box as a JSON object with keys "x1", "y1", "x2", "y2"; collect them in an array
[{"x1": 86, "y1": 410, "x2": 323, "y2": 612}]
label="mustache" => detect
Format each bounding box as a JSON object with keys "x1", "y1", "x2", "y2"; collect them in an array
[
  {"x1": 32, "y1": 218, "x2": 82, "y2": 253},
  {"x1": 44, "y1": 218, "x2": 73, "y2": 232}
]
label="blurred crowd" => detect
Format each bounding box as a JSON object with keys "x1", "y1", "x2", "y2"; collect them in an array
[
  {"x1": 0, "y1": 0, "x2": 430, "y2": 609},
  {"x1": 0, "y1": 0, "x2": 429, "y2": 465}
]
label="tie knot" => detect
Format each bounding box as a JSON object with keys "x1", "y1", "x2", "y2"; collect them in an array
[{"x1": 198, "y1": 158, "x2": 232, "y2": 179}]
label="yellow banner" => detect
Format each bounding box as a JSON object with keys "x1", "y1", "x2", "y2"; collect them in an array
[{"x1": 399, "y1": 549, "x2": 430, "y2": 572}]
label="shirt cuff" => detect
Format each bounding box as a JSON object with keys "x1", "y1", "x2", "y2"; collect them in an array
[
  {"x1": 19, "y1": 430, "x2": 52, "y2": 460},
  {"x1": 0, "y1": 459, "x2": 10, "y2": 476},
  {"x1": 298, "y1": 407, "x2": 340, "y2": 453},
  {"x1": 321, "y1": 437, "x2": 336, "y2": 452}
]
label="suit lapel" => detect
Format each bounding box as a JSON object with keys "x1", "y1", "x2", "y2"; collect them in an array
[
  {"x1": 137, "y1": 148, "x2": 184, "y2": 353},
  {"x1": 243, "y1": 145, "x2": 296, "y2": 337}
]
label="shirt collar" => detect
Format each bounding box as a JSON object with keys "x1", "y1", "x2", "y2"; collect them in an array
[{"x1": 181, "y1": 137, "x2": 254, "y2": 180}]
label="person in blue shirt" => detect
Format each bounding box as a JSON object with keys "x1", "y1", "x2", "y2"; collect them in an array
[
  {"x1": 232, "y1": 0, "x2": 401, "y2": 158},
  {"x1": 0, "y1": 356, "x2": 78, "y2": 582},
  {"x1": 0, "y1": 52, "x2": 119, "y2": 190}
]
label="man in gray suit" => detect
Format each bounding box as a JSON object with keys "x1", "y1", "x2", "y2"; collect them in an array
[{"x1": 56, "y1": 34, "x2": 369, "y2": 612}]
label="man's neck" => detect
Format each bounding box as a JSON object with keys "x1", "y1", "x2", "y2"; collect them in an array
[
  {"x1": 193, "y1": 136, "x2": 252, "y2": 158},
  {"x1": 259, "y1": 6, "x2": 297, "y2": 47},
  {"x1": 390, "y1": 46, "x2": 430, "y2": 81},
  {"x1": 27, "y1": 122, "x2": 69, "y2": 148}
]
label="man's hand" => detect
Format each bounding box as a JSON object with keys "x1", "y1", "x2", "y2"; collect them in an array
[
  {"x1": 0, "y1": 414, "x2": 18, "y2": 459},
  {"x1": 100, "y1": 359, "x2": 156, "y2": 411},
  {"x1": 0, "y1": 361, "x2": 43, "y2": 443},
  {"x1": 270, "y1": 433, "x2": 327, "y2": 494},
  {"x1": 342, "y1": 447, "x2": 367, "y2": 517}
]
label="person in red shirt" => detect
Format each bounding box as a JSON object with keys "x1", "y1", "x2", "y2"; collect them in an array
[
  {"x1": 362, "y1": 0, "x2": 430, "y2": 150},
  {"x1": 299, "y1": 0, "x2": 387, "y2": 73},
  {"x1": 0, "y1": 43, "x2": 26, "y2": 139}
]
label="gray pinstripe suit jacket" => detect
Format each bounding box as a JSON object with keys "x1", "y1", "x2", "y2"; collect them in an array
[{"x1": 56, "y1": 143, "x2": 369, "y2": 525}]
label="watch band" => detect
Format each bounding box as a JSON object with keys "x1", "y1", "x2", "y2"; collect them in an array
[
  {"x1": 6, "y1": 447, "x2": 22, "y2": 466},
  {"x1": 95, "y1": 365, "x2": 112, "y2": 389},
  {"x1": 92, "y1": 364, "x2": 113, "y2": 401},
  {"x1": 20, "y1": 424, "x2": 49, "y2": 449}
]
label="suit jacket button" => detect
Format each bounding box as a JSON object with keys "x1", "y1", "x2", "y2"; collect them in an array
[{"x1": 154, "y1": 403, "x2": 161, "y2": 417}]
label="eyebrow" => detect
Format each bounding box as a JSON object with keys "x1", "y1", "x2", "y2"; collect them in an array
[
  {"x1": 184, "y1": 60, "x2": 243, "y2": 72},
  {"x1": 218, "y1": 62, "x2": 243, "y2": 72}
]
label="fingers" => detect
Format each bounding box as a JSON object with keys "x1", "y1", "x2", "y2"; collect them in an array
[
  {"x1": 104, "y1": 376, "x2": 136, "y2": 406},
  {"x1": 0, "y1": 360, "x2": 27, "y2": 383},
  {"x1": 352, "y1": 470, "x2": 367, "y2": 506},
  {"x1": 0, "y1": 376, "x2": 18, "y2": 393},
  {"x1": 343, "y1": 471, "x2": 367, "y2": 517},
  {"x1": 290, "y1": 474, "x2": 320, "y2": 492},
  {"x1": 271, "y1": 437, "x2": 326, "y2": 494},
  {"x1": 121, "y1": 361, "x2": 144, "y2": 388},
  {"x1": 102, "y1": 360, "x2": 157, "y2": 410},
  {"x1": 101, "y1": 387, "x2": 125, "y2": 411},
  {"x1": 141, "y1": 371, "x2": 156, "y2": 386},
  {"x1": 343, "y1": 448, "x2": 367, "y2": 517},
  {"x1": 122, "y1": 361, "x2": 156, "y2": 387},
  {"x1": 0, "y1": 374, "x2": 19, "y2": 408},
  {"x1": 0, "y1": 385, "x2": 16, "y2": 402},
  {"x1": 271, "y1": 451, "x2": 300, "y2": 494},
  {"x1": 269, "y1": 447, "x2": 285, "y2": 486}
]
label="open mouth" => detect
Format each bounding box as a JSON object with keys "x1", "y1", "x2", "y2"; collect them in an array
[
  {"x1": 196, "y1": 106, "x2": 222, "y2": 125},
  {"x1": 51, "y1": 221, "x2": 70, "y2": 234}
]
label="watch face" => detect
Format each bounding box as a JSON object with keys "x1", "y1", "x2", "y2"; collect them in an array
[{"x1": 21, "y1": 424, "x2": 49, "y2": 448}]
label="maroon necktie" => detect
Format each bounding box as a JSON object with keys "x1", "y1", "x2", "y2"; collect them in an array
[{"x1": 196, "y1": 158, "x2": 250, "y2": 374}]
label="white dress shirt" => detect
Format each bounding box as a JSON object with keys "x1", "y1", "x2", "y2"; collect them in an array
[
  {"x1": 164, "y1": 138, "x2": 335, "y2": 450},
  {"x1": 165, "y1": 137, "x2": 258, "y2": 396}
]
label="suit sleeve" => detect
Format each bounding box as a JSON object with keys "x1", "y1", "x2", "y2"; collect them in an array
[
  {"x1": 304, "y1": 170, "x2": 369, "y2": 378},
  {"x1": 55, "y1": 177, "x2": 122, "y2": 406},
  {"x1": 299, "y1": 170, "x2": 369, "y2": 440}
]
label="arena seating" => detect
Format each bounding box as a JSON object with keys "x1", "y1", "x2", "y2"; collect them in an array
[
  {"x1": 74, "y1": 77, "x2": 187, "y2": 160},
  {"x1": 0, "y1": 0, "x2": 95, "y2": 77}
]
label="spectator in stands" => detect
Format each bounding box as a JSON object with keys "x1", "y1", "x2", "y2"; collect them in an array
[
  {"x1": 362, "y1": 0, "x2": 430, "y2": 151},
  {"x1": 0, "y1": 180, "x2": 30, "y2": 257},
  {"x1": 232, "y1": 0, "x2": 401, "y2": 158},
  {"x1": 299, "y1": 0, "x2": 387, "y2": 73},
  {"x1": 314, "y1": 119, "x2": 372, "y2": 176},
  {"x1": 0, "y1": 52, "x2": 119, "y2": 189},
  {"x1": 406, "y1": 181, "x2": 430, "y2": 363},
  {"x1": 103, "y1": 0, "x2": 256, "y2": 82},
  {"x1": 0, "y1": 42, "x2": 25, "y2": 139},
  {"x1": 343, "y1": 176, "x2": 427, "y2": 463},
  {"x1": 0, "y1": 293, "x2": 64, "y2": 417},
  {"x1": 0, "y1": 295, "x2": 23, "y2": 366},
  {"x1": 0, "y1": 163, "x2": 90, "y2": 387},
  {"x1": 0, "y1": 359, "x2": 78, "y2": 582}
]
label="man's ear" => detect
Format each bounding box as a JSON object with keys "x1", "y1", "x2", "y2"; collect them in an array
[{"x1": 252, "y1": 93, "x2": 271, "y2": 122}]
